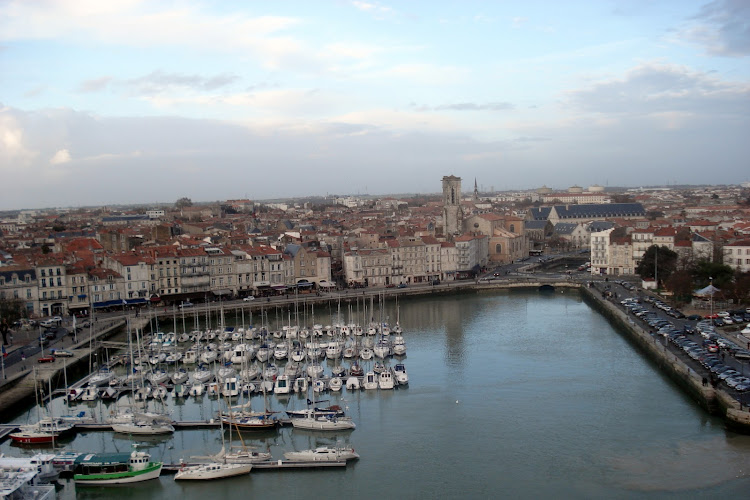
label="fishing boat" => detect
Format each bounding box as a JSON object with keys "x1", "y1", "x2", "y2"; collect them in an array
[
  {"x1": 73, "y1": 451, "x2": 162, "y2": 485},
  {"x1": 283, "y1": 446, "x2": 359, "y2": 462},
  {"x1": 378, "y1": 369, "x2": 395, "y2": 390},
  {"x1": 174, "y1": 461, "x2": 252, "y2": 480}
]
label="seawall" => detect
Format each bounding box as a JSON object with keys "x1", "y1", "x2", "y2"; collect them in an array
[{"x1": 580, "y1": 284, "x2": 750, "y2": 432}]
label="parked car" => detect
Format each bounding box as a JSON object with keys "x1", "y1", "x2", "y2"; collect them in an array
[
  {"x1": 50, "y1": 349, "x2": 73, "y2": 358},
  {"x1": 242, "y1": 296, "x2": 256, "y2": 302},
  {"x1": 179, "y1": 301, "x2": 194, "y2": 309},
  {"x1": 397, "y1": 283, "x2": 408, "y2": 289},
  {"x1": 431, "y1": 280, "x2": 441, "y2": 285},
  {"x1": 37, "y1": 355, "x2": 56, "y2": 364}
]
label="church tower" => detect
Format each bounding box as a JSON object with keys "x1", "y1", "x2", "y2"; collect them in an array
[
  {"x1": 473, "y1": 178, "x2": 479, "y2": 201},
  {"x1": 442, "y1": 175, "x2": 463, "y2": 238}
]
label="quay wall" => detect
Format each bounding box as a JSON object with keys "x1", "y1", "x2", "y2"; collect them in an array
[
  {"x1": 580, "y1": 284, "x2": 750, "y2": 432},
  {"x1": 0, "y1": 318, "x2": 135, "y2": 421}
]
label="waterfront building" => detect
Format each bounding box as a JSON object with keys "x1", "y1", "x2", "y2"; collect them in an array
[
  {"x1": 439, "y1": 241, "x2": 458, "y2": 280},
  {"x1": 454, "y1": 233, "x2": 488, "y2": 277},
  {"x1": 35, "y1": 256, "x2": 68, "y2": 317},
  {"x1": 0, "y1": 266, "x2": 37, "y2": 317},
  {"x1": 104, "y1": 253, "x2": 153, "y2": 301}
]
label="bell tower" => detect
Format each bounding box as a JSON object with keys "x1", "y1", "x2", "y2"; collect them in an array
[{"x1": 442, "y1": 175, "x2": 463, "y2": 238}]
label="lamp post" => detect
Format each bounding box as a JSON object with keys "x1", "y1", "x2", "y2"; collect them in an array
[{"x1": 709, "y1": 276, "x2": 713, "y2": 319}]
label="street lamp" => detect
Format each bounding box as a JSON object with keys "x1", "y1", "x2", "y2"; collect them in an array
[{"x1": 709, "y1": 276, "x2": 713, "y2": 318}]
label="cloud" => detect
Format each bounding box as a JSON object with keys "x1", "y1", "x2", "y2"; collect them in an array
[
  {"x1": 23, "y1": 85, "x2": 47, "y2": 98},
  {"x1": 49, "y1": 149, "x2": 71, "y2": 165},
  {"x1": 77, "y1": 76, "x2": 113, "y2": 93},
  {"x1": 351, "y1": 1, "x2": 394, "y2": 17},
  {"x1": 565, "y1": 62, "x2": 750, "y2": 117},
  {"x1": 676, "y1": 0, "x2": 750, "y2": 56},
  {"x1": 434, "y1": 102, "x2": 514, "y2": 112},
  {"x1": 126, "y1": 71, "x2": 240, "y2": 96}
]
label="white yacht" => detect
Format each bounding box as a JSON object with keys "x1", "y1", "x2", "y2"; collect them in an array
[
  {"x1": 283, "y1": 446, "x2": 359, "y2": 462},
  {"x1": 363, "y1": 371, "x2": 378, "y2": 390},
  {"x1": 378, "y1": 369, "x2": 395, "y2": 390},
  {"x1": 174, "y1": 462, "x2": 252, "y2": 480}
]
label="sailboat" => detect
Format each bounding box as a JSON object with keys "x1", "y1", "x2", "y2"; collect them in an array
[{"x1": 176, "y1": 397, "x2": 256, "y2": 479}]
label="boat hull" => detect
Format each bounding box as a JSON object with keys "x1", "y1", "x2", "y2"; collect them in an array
[
  {"x1": 74, "y1": 462, "x2": 163, "y2": 485},
  {"x1": 174, "y1": 463, "x2": 252, "y2": 480}
]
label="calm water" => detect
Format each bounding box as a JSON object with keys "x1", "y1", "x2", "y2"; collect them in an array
[{"x1": 5, "y1": 290, "x2": 750, "y2": 499}]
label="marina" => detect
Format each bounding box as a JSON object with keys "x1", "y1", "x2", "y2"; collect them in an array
[{"x1": 2, "y1": 288, "x2": 750, "y2": 498}]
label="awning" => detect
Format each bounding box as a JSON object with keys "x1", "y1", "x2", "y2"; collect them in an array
[
  {"x1": 212, "y1": 289, "x2": 232, "y2": 296},
  {"x1": 77, "y1": 294, "x2": 87, "y2": 299},
  {"x1": 271, "y1": 285, "x2": 286, "y2": 290},
  {"x1": 318, "y1": 281, "x2": 335, "y2": 288},
  {"x1": 93, "y1": 299, "x2": 127, "y2": 309},
  {"x1": 150, "y1": 295, "x2": 161, "y2": 303},
  {"x1": 126, "y1": 298, "x2": 147, "y2": 305},
  {"x1": 296, "y1": 282, "x2": 314, "y2": 288}
]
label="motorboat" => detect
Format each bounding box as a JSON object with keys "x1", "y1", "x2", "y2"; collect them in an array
[
  {"x1": 273, "y1": 375, "x2": 291, "y2": 395},
  {"x1": 189, "y1": 383, "x2": 204, "y2": 397},
  {"x1": 392, "y1": 335, "x2": 407, "y2": 356},
  {"x1": 345, "y1": 376, "x2": 360, "y2": 391},
  {"x1": 174, "y1": 461, "x2": 252, "y2": 480},
  {"x1": 359, "y1": 347, "x2": 374, "y2": 360},
  {"x1": 283, "y1": 446, "x2": 359, "y2": 462},
  {"x1": 293, "y1": 377, "x2": 308, "y2": 394},
  {"x1": 393, "y1": 363, "x2": 409, "y2": 385},
  {"x1": 73, "y1": 451, "x2": 162, "y2": 485},
  {"x1": 363, "y1": 371, "x2": 378, "y2": 390},
  {"x1": 349, "y1": 362, "x2": 364, "y2": 377},
  {"x1": 378, "y1": 369, "x2": 395, "y2": 390},
  {"x1": 221, "y1": 377, "x2": 240, "y2": 398},
  {"x1": 329, "y1": 377, "x2": 343, "y2": 392},
  {"x1": 0, "y1": 467, "x2": 56, "y2": 498}
]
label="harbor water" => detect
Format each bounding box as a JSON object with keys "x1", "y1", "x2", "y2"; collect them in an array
[{"x1": 4, "y1": 290, "x2": 750, "y2": 499}]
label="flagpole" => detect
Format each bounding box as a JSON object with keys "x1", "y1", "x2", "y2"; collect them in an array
[{"x1": 2, "y1": 347, "x2": 6, "y2": 380}]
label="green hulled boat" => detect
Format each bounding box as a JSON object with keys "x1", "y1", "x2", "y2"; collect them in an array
[{"x1": 73, "y1": 450, "x2": 163, "y2": 485}]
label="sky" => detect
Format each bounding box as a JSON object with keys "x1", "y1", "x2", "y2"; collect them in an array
[{"x1": 1, "y1": 0, "x2": 749, "y2": 210}]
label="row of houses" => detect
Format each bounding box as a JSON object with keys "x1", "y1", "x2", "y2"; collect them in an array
[{"x1": 0, "y1": 241, "x2": 332, "y2": 318}]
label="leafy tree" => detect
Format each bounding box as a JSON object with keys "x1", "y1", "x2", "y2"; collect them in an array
[
  {"x1": 727, "y1": 271, "x2": 750, "y2": 306},
  {"x1": 665, "y1": 270, "x2": 695, "y2": 304},
  {"x1": 175, "y1": 197, "x2": 193, "y2": 209},
  {"x1": 694, "y1": 261, "x2": 734, "y2": 288},
  {"x1": 0, "y1": 297, "x2": 27, "y2": 323},
  {"x1": 41, "y1": 243, "x2": 51, "y2": 254},
  {"x1": 636, "y1": 245, "x2": 678, "y2": 286}
]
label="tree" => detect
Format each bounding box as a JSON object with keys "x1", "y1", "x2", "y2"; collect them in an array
[
  {"x1": 636, "y1": 245, "x2": 678, "y2": 286},
  {"x1": 41, "y1": 243, "x2": 51, "y2": 254},
  {"x1": 175, "y1": 197, "x2": 193, "y2": 210},
  {"x1": 694, "y1": 261, "x2": 733, "y2": 288},
  {"x1": 0, "y1": 297, "x2": 27, "y2": 323},
  {"x1": 665, "y1": 270, "x2": 695, "y2": 304}
]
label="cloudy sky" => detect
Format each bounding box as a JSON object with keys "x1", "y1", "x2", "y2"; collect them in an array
[{"x1": 1, "y1": 0, "x2": 749, "y2": 210}]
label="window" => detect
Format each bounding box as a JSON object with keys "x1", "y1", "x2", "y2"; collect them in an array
[
  {"x1": 41, "y1": 269, "x2": 46, "y2": 277},
  {"x1": 41, "y1": 278, "x2": 46, "y2": 287}
]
